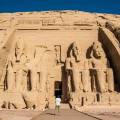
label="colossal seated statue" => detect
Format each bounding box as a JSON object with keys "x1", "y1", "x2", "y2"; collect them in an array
[
  {"x1": 66, "y1": 42, "x2": 91, "y2": 93},
  {"x1": 89, "y1": 41, "x2": 114, "y2": 93},
  {"x1": 29, "y1": 46, "x2": 56, "y2": 93},
  {"x1": 29, "y1": 46, "x2": 47, "y2": 92},
  {"x1": 6, "y1": 38, "x2": 28, "y2": 92},
  {"x1": 14, "y1": 40, "x2": 28, "y2": 92},
  {"x1": 39, "y1": 49, "x2": 57, "y2": 94}
]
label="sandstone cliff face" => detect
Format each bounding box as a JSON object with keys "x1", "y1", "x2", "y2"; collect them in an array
[{"x1": 0, "y1": 11, "x2": 119, "y2": 109}]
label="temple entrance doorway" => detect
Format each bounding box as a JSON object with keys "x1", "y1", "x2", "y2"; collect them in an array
[{"x1": 54, "y1": 81, "x2": 62, "y2": 99}]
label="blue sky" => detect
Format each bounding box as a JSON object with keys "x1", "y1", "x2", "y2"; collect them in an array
[{"x1": 0, "y1": 0, "x2": 120, "y2": 14}]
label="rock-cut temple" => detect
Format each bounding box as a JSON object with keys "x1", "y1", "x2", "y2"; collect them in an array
[{"x1": 0, "y1": 11, "x2": 119, "y2": 109}]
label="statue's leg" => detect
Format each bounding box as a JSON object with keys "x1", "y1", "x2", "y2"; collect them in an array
[
  {"x1": 16, "y1": 70, "x2": 23, "y2": 92},
  {"x1": 37, "y1": 72, "x2": 40, "y2": 91},
  {"x1": 22, "y1": 72, "x2": 28, "y2": 91},
  {"x1": 67, "y1": 70, "x2": 71, "y2": 92},
  {"x1": 7, "y1": 71, "x2": 15, "y2": 91},
  {"x1": 72, "y1": 69, "x2": 83, "y2": 91},
  {"x1": 90, "y1": 70, "x2": 96, "y2": 92},
  {"x1": 107, "y1": 68, "x2": 114, "y2": 92},
  {"x1": 40, "y1": 71, "x2": 47, "y2": 92},
  {"x1": 97, "y1": 69, "x2": 106, "y2": 93},
  {"x1": 82, "y1": 70, "x2": 91, "y2": 92},
  {"x1": 31, "y1": 70, "x2": 38, "y2": 91}
]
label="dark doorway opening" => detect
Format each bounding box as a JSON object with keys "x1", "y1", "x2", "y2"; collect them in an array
[{"x1": 54, "y1": 81, "x2": 62, "y2": 98}]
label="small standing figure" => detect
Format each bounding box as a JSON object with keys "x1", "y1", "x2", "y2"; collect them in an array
[
  {"x1": 54, "y1": 45, "x2": 61, "y2": 64},
  {"x1": 55, "y1": 96, "x2": 61, "y2": 112}
]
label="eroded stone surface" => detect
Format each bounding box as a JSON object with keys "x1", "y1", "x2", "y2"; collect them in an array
[{"x1": 0, "y1": 10, "x2": 119, "y2": 110}]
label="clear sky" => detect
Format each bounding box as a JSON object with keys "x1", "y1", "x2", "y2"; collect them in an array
[{"x1": 0, "y1": 0, "x2": 120, "y2": 14}]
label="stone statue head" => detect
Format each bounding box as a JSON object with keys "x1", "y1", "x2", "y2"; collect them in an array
[
  {"x1": 67, "y1": 41, "x2": 81, "y2": 62},
  {"x1": 15, "y1": 37, "x2": 25, "y2": 61},
  {"x1": 72, "y1": 41, "x2": 79, "y2": 50},
  {"x1": 92, "y1": 41, "x2": 103, "y2": 59}
]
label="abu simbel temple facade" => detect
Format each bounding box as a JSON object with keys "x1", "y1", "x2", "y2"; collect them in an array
[{"x1": 0, "y1": 10, "x2": 120, "y2": 110}]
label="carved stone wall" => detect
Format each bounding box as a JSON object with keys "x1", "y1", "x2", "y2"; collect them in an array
[{"x1": 0, "y1": 11, "x2": 119, "y2": 109}]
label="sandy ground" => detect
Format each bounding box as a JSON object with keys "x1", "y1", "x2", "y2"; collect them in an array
[
  {"x1": 88, "y1": 112, "x2": 120, "y2": 120},
  {"x1": 1, "y1": 106, "x2": 120, "y2": 120},
  {"x1": 75, "y1": 105, "x2": 120, "y2": 120},
  {"x1": 0, "y1": 110, "x2": 41, "y2": 120},
  {"x1": 31, "y1": 109, "x2": 98, "y2": 120}
]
